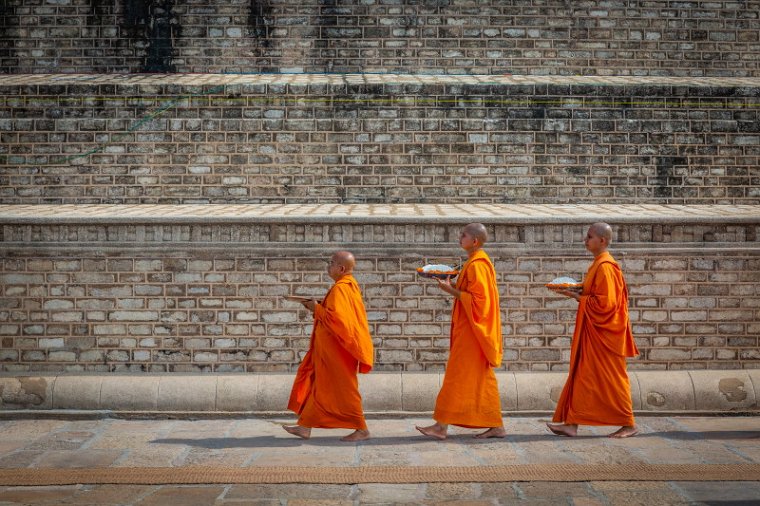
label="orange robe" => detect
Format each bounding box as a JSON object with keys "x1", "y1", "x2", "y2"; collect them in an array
[
  {"x1": 433, "y1": 249, "x2": 503, "y2": 428},
  {"x1": 287, "y1": 274, "x2": 374, "y2": 430},
  {"x1": 553, "y1": 251, "x2": 640, "y2": 426}
]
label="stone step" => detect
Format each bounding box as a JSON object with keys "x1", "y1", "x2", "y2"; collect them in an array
[
  {"x1": 2, "y1": 74, "x2": 759, "y2": 205},
  {"x1": 4, "y1": 0, "x2": 759, "y2": 77},
  {"x1": 1, "y1": 203, "x2": 759, "y2": 374}
]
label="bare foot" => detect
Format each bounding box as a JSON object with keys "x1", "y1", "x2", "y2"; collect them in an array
[
  {"x1": 341, "y1": 429, "x2": 370, "y2": 442},
  {"x1": 546, "y1": 423, "x2": 578, "y2": 437},
  {"x1": 282, "y1": 424, "x2": 311, "y2": 439},
  {"x1": 608, "y1": 426, "x2": 639, "y2": 438},
  {"x1": 474, "y1": 427, "x2": 507, "y2": 439},
  {"x1": 415, "y1": 423, "x2": 448, "y2": 440}
]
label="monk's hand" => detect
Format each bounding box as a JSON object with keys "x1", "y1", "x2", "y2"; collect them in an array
[
  {"x1": 436, "y1": 276, "x2": 452, "y2": 289},
  {"x1": 555, "y1": 288, "x2": 581, "y2": 300},
  {"x1": 436, "y1": 276, "x2": 460, "y2": 298},
  {"x1": 301, "y1": 299, "x2": 317, "y2": 312}
]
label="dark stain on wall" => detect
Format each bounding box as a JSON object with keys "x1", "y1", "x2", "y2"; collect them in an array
[
  {"x1": 124, "y1": 0, "x2": 151, "y2": 27},
  {"x1": 123, "y1": 0, "x2": 178, "y2": 73},
  {"x1": 0, "y1": 0, "x2": 18, "y2": 73},
  {"x1": 655, "y1": 156, "x2": 688, "y2": 198},
  {"x1": 248, "y1": 0, "x2": 271, "y2": 47},
  {"x1": 144, "y1": 1, "x2": 178, "y2": 72}
]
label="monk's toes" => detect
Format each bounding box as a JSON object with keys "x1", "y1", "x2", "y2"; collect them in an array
[
  {"x1": 474, "y1": 428, "x2": 507, "y2": 439},
  {"x1": 282, "y1": 425, "x2": 311, "y2": 439},
  {"x1": 415, "y1": 426, "x2": 446, "y2": 440}
]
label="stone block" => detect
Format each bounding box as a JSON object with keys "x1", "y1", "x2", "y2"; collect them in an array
[
  {"x1": 100, "y1": 376, "x2": 158, "y2": 410},
  {"x1": 496, "y1": 372, "x2": 517, "y2": 411},
  {"x1": 216, "y1": 375, "x2": 259, "y2": 411},
  {"x1": 157, "y1": 376, "x2": 217, "y2": 411},
  {"x1": 0, "y1": 376, "x2": 54, "y2": 409},
  {"x1": 255, "y1": 374, "x2": 294, "y2": 412},
  {"x1": 688, "y1": 370, "x2": 757, "y2": 411},
  {"x1": 629, "y1": 371, "x2": 642, "y2": 411},
  {"x1": 514, "y1": 372, "x2": 565, "y2": 411},
  {"x1": 360, "y1": 372, "x2": 402, "y2": 412},
  {"x1": 635, "y1": 370, "x2": 695, "y2": 411},
  {"x1": 53, "y1": 375, "x2": 102, "y2": 409},
  {"x1": 401, "y1": 372, "x2": 441, "y2": 412}
]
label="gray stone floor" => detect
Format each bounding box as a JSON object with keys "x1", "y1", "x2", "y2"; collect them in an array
[{"x1": 0, "y1": 415, "x2": 759, "y2": 504}]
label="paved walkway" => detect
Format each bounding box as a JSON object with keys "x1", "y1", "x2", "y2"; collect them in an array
[{"x1": 0, "y1": 415, "x2": 758, "y2": 504}]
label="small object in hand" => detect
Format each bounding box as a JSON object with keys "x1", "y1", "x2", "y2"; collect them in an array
[
  {"x1": 417, "y1": 264, "x2": 459, "y2": 279},
  {"x1": 545, "y1": 276, "x2": 582, "y2": 289}
]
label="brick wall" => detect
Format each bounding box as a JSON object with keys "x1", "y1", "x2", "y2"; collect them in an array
[
  {"x1": 2, "y1": 219, "x2": 758, "y2": 373},
  {"x1": 2, "y1": 0, "x2": 759, "y2": 77},
  {"x1": 2, "y1": 75, "x2": 759, "y2": 205}
]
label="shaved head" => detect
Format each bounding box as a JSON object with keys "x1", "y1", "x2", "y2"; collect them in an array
[
  {"x1": 330, "y1": 251, "x2": 356, "y2": 275},
  {"x1": 589, "y1": 222, "x2": 613, "y2": 243},
  {"x1": 332, "y1": 250, "x2": 355, "y2": 272},
  {"x1": 464, "y1": 223, "x2": 488, "y2": 245}
]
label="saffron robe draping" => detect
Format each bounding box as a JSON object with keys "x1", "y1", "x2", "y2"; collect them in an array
[
  {"x1": 433, "y1": 249, "x2": 504, "y2": 428},
  {"x1": 552, "y1": 251, "x2": 639, "y2": 426},
  {"x1": 287, "y1": 274, "x2": 374, "y2": 430}
]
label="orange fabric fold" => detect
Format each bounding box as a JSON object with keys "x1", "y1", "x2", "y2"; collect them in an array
[
  {"x1": 287, "y1": 275, "x2": 374, "y2": 430},
  {"x1": 552, "y1": 251, "x2": 640, "y2": 426},
  {"x1": 433, "y1": 250, "x2": 503, "y2": 428}
]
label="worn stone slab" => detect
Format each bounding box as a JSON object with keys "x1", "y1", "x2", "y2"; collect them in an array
[
  {"x1": 689, "y1": 370, "x2": 758, "y2": 411},
  {"x1": 0, "y1": 376, "x2": 54, "y2": 409},
  {"x1": 52, "y1": 376, "x2": 101, "y2": 410},
  {"x1": 513, "y1": 372, "x2": 565, "y2": 412},
  {"x1": 635, "y1": 371, "x2": 696, "y2": 412},
  {"x1": 255, "y1": 374, "x2": 293, "y2": 412},
  {"x1": 157, "y1": 376, "x2": 217, "y2": 411},
  {"x1": 360, "y1": 373, "x2": 402, "y2": 412},
  {"x1": 100, "y1": 376, "x2": 158, "y2": 411},
  {"x1": 400, "y1": 372, "x2": 442, "y2": 412},
  {"x1": 216, "y1": 375, "x2": 259, "y2": 412},
  {"x1": 498, "y1": 372, "x2": 518, "y2": 411}
]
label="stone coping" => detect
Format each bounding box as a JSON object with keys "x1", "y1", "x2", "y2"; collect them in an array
[
  {"x1": 1, "y1": 370, "x2": 757, "y2": 414},
  {"x1": 2, "y1": 73, "x2": 759, "y2": 88},
  {"x1": 2, "y1": 204, "x2": 759, "y2": 225}
]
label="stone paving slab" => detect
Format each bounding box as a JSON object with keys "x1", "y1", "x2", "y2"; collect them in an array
[
  {"x1": 0, "y1": 416, "x2": 758, "y2": 504},
  {"x1": 1, "y1": 73, "x2": 759, "y2": 88},
  {"x1": 1, "y1": 204, "x2": 759, "y2": 225}
]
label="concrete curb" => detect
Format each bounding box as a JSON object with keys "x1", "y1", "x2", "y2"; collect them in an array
[{"x1": 0, "y1": 370, "x2": 758, "y2": 414}]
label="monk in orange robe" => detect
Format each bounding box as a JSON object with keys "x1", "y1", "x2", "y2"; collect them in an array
[
  {"x1": 283, "y1": 251, "x2": 374, "y2": 442},
  {"x1": 547, "y1": 222, "x2": 640, "y2": 438},
  {"x1": 416, "y1": 223, "x2": 506, "y2": 440}
]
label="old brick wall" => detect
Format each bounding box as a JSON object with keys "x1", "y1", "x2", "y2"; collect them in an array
[
  {"x1": 2, "y1": 0, "x2": 759, "y2": 77},
  {"x1": 2, "y1": 75, "x2": 759, "y2": 205},
  {"x1": 1, "y1": 218, "x2": 758, "y2": 373}
]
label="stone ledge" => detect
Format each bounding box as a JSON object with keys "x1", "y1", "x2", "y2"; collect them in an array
[
  {"x1": 1, "y1": 73, "x2": 758, "y2": 88},
  {"x1": 2, "y1": 204, "x2": 758, "y2": 225},
  {"x1": 1, "y1": 370, "x2": 757, "y2": 414}
]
